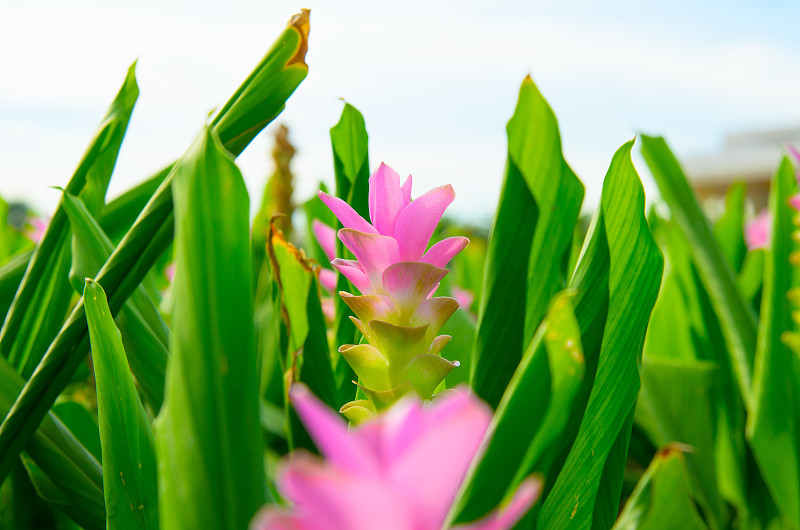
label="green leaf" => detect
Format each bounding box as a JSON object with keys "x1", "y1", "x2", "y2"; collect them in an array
[
  {"x1": 0, "y1": 62, "x2": 138, "y2": 379},
  {"x1": 100, "y1": 166, "x2": 172, "y2": 244},
  {"x1": 0, "y1": 350, "x2": 105, "y2": 528},
  {"x1": 450, "y1": 291, "x2": 584, "y2": 524},
  {"x1": 636, "y1": 358, "x2": 723, "y2": 528},
  {"x1": 644, "y1": 215, "x2": 748, "y2": 509},
  {"x1": 0, "y1": 251, "x2": 30, "y2": 322},
  {"x1": 614, "y1": 446, "x2": 709, "y2": 530},
  {"x1": 641, "y1": 135, "x2": 757, "y2": 406},
  {"x1": 330, "y1": 102, "x2": 370, "y2": 403},
  {"x1": 472, "y1": 77, "x2": 584, "y2": 409},
  {"x1": 0, "y1": 11, "x2": 309, "y2": 484},
  {"x1": 268, "y1": 227, "x2": 338, "y2": 448},
  {"x1": 155, "y1": 128, "x2": 263, "y2": 529},
  {"x1": 85, "y1": 279, "x2": 158, "y2": 530},
  {"x1": 331, "y1": 102, "x2": 370, "y2": 207},
  {"x1": 63, "y1": 192, "x2": 168, "y2": 410},
  {"x1": 713, "y1": 182, "x2": 747, "y2": 273},
  {"x1": 538, "y1": 140, "x2": 663, "y2": 530},
  {"x1": 747, "y1": 157, "x2": 800, "y2": 527},
  {"x1": 213, "y1": 11, "x2": 309, "y2": 155},
  {"x1": 51, "y1": 402, "x2": 101, "y2": 463}
]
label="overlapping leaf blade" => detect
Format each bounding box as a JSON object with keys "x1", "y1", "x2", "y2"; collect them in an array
[
  {"x1": 85, "y1": 279, "x2": 158, "y2": 530},
  {"x1": 641, "y1": 135, "x2": 757, "y2": 406},
  {"x1": 538, "y1": 140, "x2": 663, "y2": 529},
  {"x1": 329, "y1": 102, "x2": 369, "y2": 402},
  {"x1": 155, "y1": 128, "x2": 263, "y2": 529},
  {"x1": 0, "y1": 63, "x2": 138, "y2": 380},
  {"x1": 471, "y1": 77, "x2": 584, "y2": 409},
  {"x1": 451, "y1": 291, "x2": 584, "y2": 524},
  {"x1": 747, "y1": 157, "x2": 800, "y2": 527},
  {"x1": 0, "y1": 10, "x2": 310, "y2": 483},
  {"x1": 614, "y1": 447, "x2": 708, "y2": 530},
  {"x1": 0, "y1": 353, "x2": 104, "y2": 528},
  {"x1": 63, "y1": 192, "x2": 168, "y2": 410}
]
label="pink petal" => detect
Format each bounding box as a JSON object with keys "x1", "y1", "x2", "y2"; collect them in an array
[
  {"x1": 288, "y1": 384, "x2": 378, "y2": 475},
  {"x1": 422, "y1": 236, "x2": 469, "y2": 268},
  {"x1": 788, "y1": 144, "x2": 800, "y2": 164},
  {"x1": 401, "y1": 175, "x2": 413, "y2": 206},
  {"x1": 338, "y1": 229, "x2": 401, "y2": 290},
  {"x1": 319, "y1": 268, "x2": 337, "y2": 292},
  {"x1": 451, "y1": 286, "x2": 475, "y2": 310},
  {"x1": 250, "y1": 507, "x2": 305, "y2": 530},
  {"x1": 745, "y1": 210, "x2": 770, "y2": 250},
  {"x1": 368, "y1": 163, "x2": 405, "y2": 236},
  {"x1": 381, "y1": 262, "x2": 448, "y2": 319},
  {"x1": 388, "y1": 389, "x2": 492, "y2": 527},
  {"x1": 790, "y1": 194, "x2": 800, "y2": 212},
  {"x1": 279, "y1": 454, "x2": 412, "y2": 530},
  {"x1": 318, "y1": 191, "x2": 377, "y2": 235},
  {"x1": 321, "y1": 298, "x2": 335, "y2": 322},
  {"x1": 454, "y1": 476, "x2": 542, "y2": 530},
  {"x1": 312, "y1": 220, "x2": 337, "y2": 262},
  {"x1": 331, "y1": 259, "x2": 371, "y2": 294},
  {"x1": 393, "y1": 184, "x2": 455, "y2": 261}
]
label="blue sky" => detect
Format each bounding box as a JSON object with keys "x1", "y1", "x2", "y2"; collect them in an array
[{"x1": 1, "y1": 1, "x2": 799, "y2": 224}]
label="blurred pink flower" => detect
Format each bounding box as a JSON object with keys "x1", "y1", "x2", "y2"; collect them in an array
[
  {"x1": 252, "y1": 384, "x2": 540, "y2": 530},
  {"x1": 312, "y1": 219, "x2": 338, "y2": 292},
  {"x1": 319, "y1": 163, "x2": 468, "y2": 296},
  {"x1": 24, "y1": 216, "x2": 48, "y2": 243},
  {"x1": 451, "y1": 286, "x2": 474, "y2": 313},
  {"x1": 745, "y1": 210, "x2": 770, "y2": 250}
]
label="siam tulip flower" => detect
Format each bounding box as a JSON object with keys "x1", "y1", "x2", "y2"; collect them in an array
[
  {"x1": 318, "y1": 163, "x2": 470, "y2": 418},
  {"x1": 744, "y1": 145, "x2": 800, "y2": 250},
  {"x1": 311, "y1": 219, "x2": 338, "y2": 321},
  {"x1": 24, "y1": 216, "x2": 48, "y2": 243},
  {"x1": 451, "y1": 286, "x2": 475, "y2": 314},
  {"x1": 252, "y1": 384, "x2": 541, "y2": 530},
  {"x1": 746, "y1": 210, "x2": 771, "y2": 250},
  {"x1": 789, "y1": 144, "x2": 800, "y2": 211},
  {"x1": 311, "y1": 219, "x2": 338, "y2": 292}
]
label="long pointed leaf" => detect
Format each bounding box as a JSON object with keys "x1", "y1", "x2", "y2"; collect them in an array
[
  {"x1": 0, "y1": 63, "x2": 138, "y2": 379},
  {"x1": 155, "y1": 128, "x2": 263, "y2": 529},
  {"x1": 471, "y1": 77, "x2": 584, "y2": 409},
  {"x1": 538, "y1": 140, "x2": 663, "y2": 529},
  {"x1": 640, "y1": 135, "x2": 757, "y2": 405},
  {"x1": 85, "y1": 279, "x2": 158, "y2": 530},
  {"x1": 0, "y1": 10, "x2": 310, "y2": 483},
  {"x1": 747, "y1": 157, "x2": 800, "y2": 526}
]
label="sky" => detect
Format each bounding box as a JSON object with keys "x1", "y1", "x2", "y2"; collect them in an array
[{"x1": 2, "y1": 0, "x2": 799, "y2": 226}]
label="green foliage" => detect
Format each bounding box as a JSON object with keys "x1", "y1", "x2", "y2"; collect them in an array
[
  {"x1": 641, "y1": 136, "x2": 757, "y2": 406},
  {"x1": 538, "y1": 140, "x2": 663, "y2": 530},
  {"x1": 2, "y1": 12, "x2": 800, "y2": 528},
  {"x1": 747, "y1": 157, "x2": 800, "y2": 526},
  {"x1": 85, "y1": 280, "x2": 158, "y2": 530},
  {"x1": 156, "y1": 128, "x2": 263, "y2": 529},
  {"x1": 0, "y1": 11, "x2": 310, "y2": 485},
  {"x1": 472, "y1": 77, "x2": 584, "y2": 409}
]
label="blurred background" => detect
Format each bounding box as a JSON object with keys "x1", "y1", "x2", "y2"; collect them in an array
[{"x1": 2, "y1": 0, "x2": 799, "y2": 226}]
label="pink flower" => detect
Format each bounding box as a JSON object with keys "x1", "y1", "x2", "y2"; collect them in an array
[
  {"x1": 318, "y1": 163, "x2": 468, "y2": 296},
  {"x1": 451, "y1": 286, "x2": 475, "y2": 313},
  {"x1": 252, "y1": 384, "x2": 540, "y2": 530},
  {"x1": 312, "y1": 219, "x2": 338, "y2": 292},
  {"x1": 746, "y1": 210, "x2": 770, "y2": 250},
  {"x1": 24, "y1": 216, "x2": 47, "y2": 243},
  {"x1": 317, "y1": 164, "x2": 470, "y2": 414}
]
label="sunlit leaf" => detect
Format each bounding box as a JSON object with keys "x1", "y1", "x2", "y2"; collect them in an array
[{"x1": 85, "y1": 279, "x2": 158, "y2": 530}]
